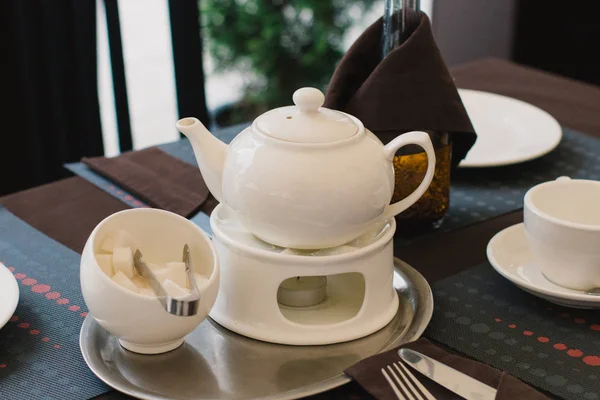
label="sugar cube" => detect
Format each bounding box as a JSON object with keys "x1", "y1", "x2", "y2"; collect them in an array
[
  {"x1": 154, "y1": 262, "x2": 187, "y2": 288},
  {"x1": 192, "y1": 273, "x2": 209, "y2": 291},
  {"x1": 112, "y1": 271, "x2": 139, "y2": 293},
  {"x1": 131, "y1": 276, "x2": 148, "y2": 289},
  {"x1": 95, "y1": 254, "x2": 114, "y2": 277},
  {"x1": 139, "y1": 288, "x2": 155, "y2": 297},
  {"x1": 101, "y1": 230, "x2": 140, "y2": 253},
  {"x1": 113, "y1": 247, "x2": 134, "y2": 278},
  {"x1": 163, "y1": 279, "x2": 190, "y2": 298},
  {"x1": 147, "y1": 263, "x2": 164, "y2": 273}
]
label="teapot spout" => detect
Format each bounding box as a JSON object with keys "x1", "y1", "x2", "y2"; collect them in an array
[{"x1": 176, "y1": 117, "x2": 226, "y2": 202}]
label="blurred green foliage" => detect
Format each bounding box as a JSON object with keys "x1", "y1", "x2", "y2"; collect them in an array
[{"x1": 201, "y1": 0, "x2": 377, "y2": 117}]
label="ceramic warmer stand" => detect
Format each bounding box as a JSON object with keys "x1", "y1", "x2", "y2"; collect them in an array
[{"x1": 208, "y1": 204, "x2": 399, "y2": 345}]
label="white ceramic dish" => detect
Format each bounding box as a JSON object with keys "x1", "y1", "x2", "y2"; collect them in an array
[
  {"x1": 458, "y1": 89, "x2": 562, "y2": 168},
  {"x1": 209, "y1": 204, "x2": 399, "y2": 345},
  {"x1": 487, "y1": 223, "x2": 600, "y2": 309},
  {"x1": 80, "y1": 208, "x2": 220, "y2": 354},
  {"x1": 0, "y1": 262, "x2": 19, "y2": 329}
]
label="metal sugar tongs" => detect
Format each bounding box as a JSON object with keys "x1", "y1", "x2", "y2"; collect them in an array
[{"x1": 133, "y1": 244, "x2": 201, "y2": 316}]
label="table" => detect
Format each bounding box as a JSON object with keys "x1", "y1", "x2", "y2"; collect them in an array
[{"x1": 3, "y1": 58, "x2": 600, "y2": 400}]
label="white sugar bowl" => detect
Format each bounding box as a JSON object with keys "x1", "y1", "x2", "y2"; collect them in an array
[
  {"x1": 177, "y1": 87, "x2": 436, "y2": 249},
  {"x1": 80, "y1": 208, "x2": 220, "y2": 354}
]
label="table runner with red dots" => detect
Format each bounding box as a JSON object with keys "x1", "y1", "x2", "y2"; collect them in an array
[
  {"x1": 0, "y1": 207, "x2": 108, "y2": 399},
  {"x1": 425, "y1": 262, "x2": 600, "y2": 399}
]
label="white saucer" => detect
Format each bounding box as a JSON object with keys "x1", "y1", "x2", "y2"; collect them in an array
[
  {"x1": 458, "y1": 89, "x2": 562, "y2": 168},
  {"x1": 486, "y1": 223, "x2": 600, "y2": 309},
  {"x1": 0, "y1": 262, "x2": 19, "y2": 329}
]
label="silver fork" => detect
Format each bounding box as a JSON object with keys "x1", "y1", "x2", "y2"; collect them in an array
[{"x1": 381, "y1": 361, "x2": 436, "y2": 400}]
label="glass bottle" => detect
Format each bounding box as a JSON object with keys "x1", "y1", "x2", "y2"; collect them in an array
[{"x1": 382, "y1": 0, "x2": 452, "y2": 234}]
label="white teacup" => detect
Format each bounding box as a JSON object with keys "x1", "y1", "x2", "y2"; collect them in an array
[{"x1": 524, "y1": 176, "x2": 600, "y2": 291}]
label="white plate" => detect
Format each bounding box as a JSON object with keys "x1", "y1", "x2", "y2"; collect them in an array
[
  {"x1": 458, "y1": 89, "x2": 562, "y2": 168},
  {"x1": 486, "y1": 223, "x2": 600, "y2": 309},
  {"x1": 0, "y1": 262, "x2": 19, "y2": 329}
]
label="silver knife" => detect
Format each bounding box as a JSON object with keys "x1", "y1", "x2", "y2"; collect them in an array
[{"x1": 399, "y1": 348, "x2": 497, "y2": 400}]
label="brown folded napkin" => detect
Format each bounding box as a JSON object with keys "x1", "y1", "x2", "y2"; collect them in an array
[
  {"x1": 82, "y1": 147, "x2": 213, "y2": 217},
  {"x1": 324, "y1": 12, "x2": 476, "y2": 167},
  {"x1": 345, "y1": 338, "x2": 550, "y2": 400}
]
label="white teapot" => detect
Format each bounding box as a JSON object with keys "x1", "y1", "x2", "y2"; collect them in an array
[{"x1": 176, "y1": 87, "x2": 435, "y2": 249}]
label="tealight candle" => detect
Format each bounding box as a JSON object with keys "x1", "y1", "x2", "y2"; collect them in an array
[{"x1": 277, "y1": 276, "x2": 327, "y2": 307}]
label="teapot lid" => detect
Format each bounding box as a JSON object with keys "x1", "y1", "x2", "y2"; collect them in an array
[{"x1": 254, "y1": 87, "x2": 359, "y2": 143}]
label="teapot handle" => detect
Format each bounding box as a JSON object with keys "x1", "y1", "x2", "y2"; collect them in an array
[{"x1": 382, "y1": 131, "x2": 436, "y2": 220}]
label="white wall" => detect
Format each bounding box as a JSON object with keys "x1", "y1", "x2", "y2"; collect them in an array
[{"x1": 432, "y1": 0, "x2": 516, "y2": 66}]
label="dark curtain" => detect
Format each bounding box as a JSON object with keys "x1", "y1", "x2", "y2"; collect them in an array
[
  {"x1": 513, "y1": 1, "x2": 600, "y2": 87},
  {"x1": 0, "y1": 0, "x2": 103, "y2": 196},
  {"x1": 169, "y1": 0, "x2": 210, "y2": 128}
]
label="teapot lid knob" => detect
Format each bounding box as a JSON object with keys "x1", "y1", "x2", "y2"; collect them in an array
[
  {"x1": 254, "y1": 86, "x2": 359, "y2": 143},
  {"x1": 293, "y1": 87, "x2": 324, "y2": 113}
]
